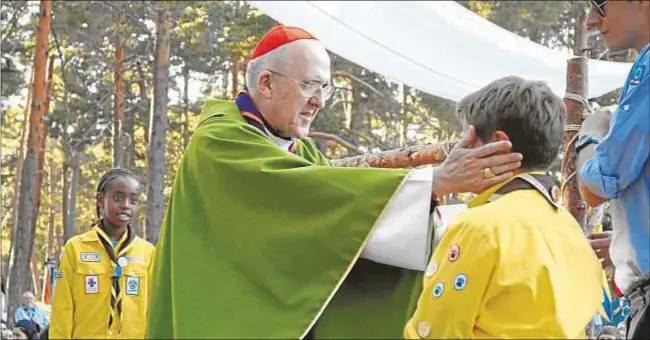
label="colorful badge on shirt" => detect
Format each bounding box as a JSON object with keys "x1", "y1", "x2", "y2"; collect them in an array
[
  {"x1": 117, "y1": 256, "x2": 128, "y2": 267},
  {"x1": 417, "y1": 321, "x2": 431, "y2": 338},
  {"x1": 432, "y1": 282, "x2": 444, "y2": 298},
  {"x1": 126, "y1": 276, "x2": 140, "y2": 296},
  {"x1": 425, "y1": 261, "x2": 438, "y2": 277},
  {"x1": 454, "y1": 273, "x2": 468, "y2": 291},
  {"x1": 85, "y1": 275, "x2": 99, "y2": 294},
  {"x1": 80, "y1": 252, "x2": 101, "y2": 262},
  {"x1": 550, "y1": 185, "x2": 560, "y2": 202},
  {"x1": 630, "y1": 65, "x2": 645, "y2": 85},
  {"x1": 448, "y1": 244, "x2": 460, "y2": 262}
]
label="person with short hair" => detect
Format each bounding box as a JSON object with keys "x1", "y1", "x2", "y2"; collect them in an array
[
  {"x1": 404, "y1": 76, "x2": 605, "y2": 339},
  {"x1": 14, "y1": 292, "x2": 47, "y2": 333},
  {"x1": 579, "y1": 1, "x2": 650, "y2": 338},
  {"x1": 146, "y1": 26, "x2": 525, "y2": 339}
]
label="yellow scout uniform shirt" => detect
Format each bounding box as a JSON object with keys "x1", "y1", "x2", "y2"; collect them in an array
[
  {"x1": 49, "y1": 226, "x2": 155, "y2": 339},
  {"x1": 404, "y1": 173, "x2": 605, "y2": 339}
]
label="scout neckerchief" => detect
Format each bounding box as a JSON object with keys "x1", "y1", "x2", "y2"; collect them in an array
[
  {"x1": 469, "y1": 172, "x2": 561, "y2": 209},
  {"x1": 93, "y1": 222, "x2": 136, "y2": 333},
  {"x1": 235, "y1": 88, "x2": 298, "y2": 155}
]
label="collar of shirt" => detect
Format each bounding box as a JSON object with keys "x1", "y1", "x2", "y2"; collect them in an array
[
  {"x1": 235, "y1": 89, "x2": 294, "y2": 149},
  {"x1": 468, "y1": 171, "x2": 546, "y2": 208}
]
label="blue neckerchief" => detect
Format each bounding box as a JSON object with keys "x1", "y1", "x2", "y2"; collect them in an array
[{"x1": 235, "y1": 89, "x2": 298, "y2": 155}]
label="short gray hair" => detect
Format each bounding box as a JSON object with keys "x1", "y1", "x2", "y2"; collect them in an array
[
  {"x1": 456, "y1": 76, "x2": 565, "y2": 170},
  {"x1": 245, "y1": 43, "x2": 295, "y2": 92}
]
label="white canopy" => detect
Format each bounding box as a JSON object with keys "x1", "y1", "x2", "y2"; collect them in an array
[{"x1": 249, "y1": 1, "x2": 633, "y2": 102}]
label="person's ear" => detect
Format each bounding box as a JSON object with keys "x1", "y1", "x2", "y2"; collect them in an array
[
  {"x1": 96, "y1": 192, "x2": 105, "y2": 216},
  {"x1": 492, "y1": 130, "x2": 511, "y2": 143},
  {"x1": 257, "y1": 71, "x2": 274, "y2": 99}
]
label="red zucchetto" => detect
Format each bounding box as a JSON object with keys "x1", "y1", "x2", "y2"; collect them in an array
[{"x1": 250, "y1": 26, "x2": 317, "y2": 60}]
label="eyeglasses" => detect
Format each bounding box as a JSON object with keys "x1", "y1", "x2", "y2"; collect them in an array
[
  {"x1": 268, "y1": 70, "x2": 334, "y2": 101},
  {"x1": 589, "y1": 0, "x2": 608, "y2": 17}
]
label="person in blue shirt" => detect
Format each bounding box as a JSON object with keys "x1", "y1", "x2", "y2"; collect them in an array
[
  {"x1": 14, "y1": 292, "x2": 48, "y2": 335},
  {"x1": 579, "y1": 1, "x2": 650, "y2": 339}
]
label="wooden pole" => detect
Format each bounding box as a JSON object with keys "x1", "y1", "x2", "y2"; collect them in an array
[
  {"x1": 561, "y1": 57, "x2": 589, "y2": 234},
  {"x1": 331, "y1": 140, "x2": 457, "y2": 168}
]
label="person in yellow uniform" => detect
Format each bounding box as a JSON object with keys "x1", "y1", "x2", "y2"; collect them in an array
[
  {"x1": 404, "y1": 76, "x2": 605, "y2": 339},
  {"x1": 49, "y1": 168, "x2": 155, "y2": 339}
]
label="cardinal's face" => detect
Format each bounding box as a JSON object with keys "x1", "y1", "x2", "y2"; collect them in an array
[{"x1": 267, "y1": 41, "x2": 332, "y2": 139}]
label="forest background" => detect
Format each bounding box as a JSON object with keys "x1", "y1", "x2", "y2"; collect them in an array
[{"x1": 0, "y1": 0, "x2": 633, "y2": 322}]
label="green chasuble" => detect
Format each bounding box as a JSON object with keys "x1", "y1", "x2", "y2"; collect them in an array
[{"x1": 146, "y1": 99, "x2": 427, "y2": 339}]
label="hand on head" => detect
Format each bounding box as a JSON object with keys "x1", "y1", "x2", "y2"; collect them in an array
[{"x1": 433, "y1": 125, "x2": 523, "y2": 196}]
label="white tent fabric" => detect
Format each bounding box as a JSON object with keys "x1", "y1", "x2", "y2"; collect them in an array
[{"x1": 249, "y1": 1, "x2": 633, "y2": 102}]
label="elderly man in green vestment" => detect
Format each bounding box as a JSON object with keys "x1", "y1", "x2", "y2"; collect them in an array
[{"x1": 146, "y1": 26, "x2": 523, "y2": 339}]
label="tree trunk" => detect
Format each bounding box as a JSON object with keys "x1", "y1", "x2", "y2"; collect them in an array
[
  {"x1": 401, "y1": 85, "x2": 409, "y2": 147},
  {"x1": 30, "y1": 252, "x2": 40, "y2": 298},
  {"x1": 146, "y1": 10, "x2": 172, "y2": 245},
  {"x1": 573, "y1": 9, "x2": 588, "y2": 57},
  {"x1": 113, "y1": 13, "x2": 126, "y2": 168},
  {"x1": 242, "y1": 57, "x2": 248, "y2": 87},
  {"x1": 231, "y1": 55, "x2": 239, "y2": 99},
  {"x1": 61, "y1": 160, "x2": 72, "y2": 242},
  {"x1": 182, "y1": 65, "x2": 190, "y2": 149},
  {"x1": 132, "y1": 217, "x2": 143, "y2": 238},
  {"x1": 4, "y1": 67, "x2": 33, "y2": 276},
  {"x1": 138, "y1": 64, "x2": 151, "y2": 147},
  {"x1": 69, "y1": 152, "x2": 81, "y2": 234},
  {"x1": 55, "y1": 209, "x2": 63, "y2": 257},
  {"x1": 35, "y1": 55, "x2": 55, "y2": 214},
  {"x1": 47, "y1": 158, "x2": 57, "y2": 260},
  {"x1": 123, "y1": 105, "x2": 135, "y2": 169},
  {"x1": 348, "y1": 88, "x2": 365, "y2": 146},
  {"x1": 222, "y1": 66, "x2": 229, "y2": 99},
  {"x1": 7, "y1": 0, "x2": 51, "y2": 327}
]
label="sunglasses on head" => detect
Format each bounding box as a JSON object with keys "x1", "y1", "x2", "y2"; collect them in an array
[{"x1": 589, "y1": 0, "x2": 608, "y2": 17}]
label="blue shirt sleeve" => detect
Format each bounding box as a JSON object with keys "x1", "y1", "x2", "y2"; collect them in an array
[{"x1": 579, "y1": 68, "x2": 650, "y2": 199}]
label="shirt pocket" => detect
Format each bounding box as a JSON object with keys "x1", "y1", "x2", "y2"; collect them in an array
[
  {"x1": 74, "y1": 262, "x2": 108, "y2": 297},
  {"x1": 122, "y1": 262, "x2": 149, "y2": 299},
  {"x1": 121, "y1": 262, "x2": 149, "y2": 336}
]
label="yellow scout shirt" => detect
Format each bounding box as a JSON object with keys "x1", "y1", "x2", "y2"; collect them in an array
[
  {"x1": 49, "y1": 226, "x2": 155, "y2": 339},
  {"x1": 404, "y1": 173, "x2": 605, "y2": 339}
]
